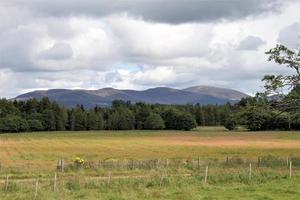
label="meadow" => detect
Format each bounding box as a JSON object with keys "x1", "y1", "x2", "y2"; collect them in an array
[{"x1": 0, "y1": 127, "x2": 300, "y2": 199}]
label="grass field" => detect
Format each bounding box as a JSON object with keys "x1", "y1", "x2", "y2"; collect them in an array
[
  {"x1": 0, "y1": 127, "x2": 300, "y2": 172},
  {"x1": 0, "y1": 127, "x2": 300, "y2": 199}
]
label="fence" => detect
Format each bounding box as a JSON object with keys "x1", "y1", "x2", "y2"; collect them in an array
[
  {"x1": 0, "y1": 156, "x2": 300, "y2": 198},
  {"x1": 55, "y1": 156, "x2": 300, "y2": 171}
]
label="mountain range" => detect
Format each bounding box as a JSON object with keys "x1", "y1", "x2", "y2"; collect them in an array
[{"x1": 14, "y1": 86, "x2": 248, "y2": 108}]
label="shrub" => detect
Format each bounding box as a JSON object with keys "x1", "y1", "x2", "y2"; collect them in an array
[
  {"x1": 224, "y1": 115, "x2": 237, "y2": 130},
  {"x1": 175, "y1": 113, "x2": 197, "y2": 131},
  {"x1": 243, "y1": 107, "x2": 272, "y2": 131},
  {"x1": 144, "y1": 113, "x2": 165, "y2": 130},
  {"x1": 162, "y1": 109, "x2": 196, "y2": 131}
]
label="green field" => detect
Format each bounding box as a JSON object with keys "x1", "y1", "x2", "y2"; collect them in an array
[{"x1": 0, "y1": 128, "x2": 300, "y2": 199}]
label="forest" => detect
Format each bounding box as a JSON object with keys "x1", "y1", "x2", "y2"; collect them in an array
[
  {"x1": 0, "y1": 97, "x2": 231, "y2": 132},
  {"x1": 0, "y1": 91, "x2": 299, "y2": 133}
]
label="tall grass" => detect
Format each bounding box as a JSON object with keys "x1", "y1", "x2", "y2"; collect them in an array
[{"x1": 1, "y1": 164, "x2": 300, "y2": 200}]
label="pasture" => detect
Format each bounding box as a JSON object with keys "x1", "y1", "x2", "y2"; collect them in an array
[
  {"x1": 0, "y1": 127, "x2": 300, "y2": 172},
  {"x1": 0, "y1": 127, "x2": 300, "y2": 199}
]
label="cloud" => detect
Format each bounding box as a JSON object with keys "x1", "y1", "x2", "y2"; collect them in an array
[
  {"x1": 0, "y1": 10, "x2": 119, "y2": 72},
  {"x1": 6, "y1": 0, "x2": 284, "y2": 24},
  {"x1": 238, "y1": 36, "x2": 266, "y2": 50},
  {"x1": 277, "y1": 22, "x2": 300, "y2": 48},
  {"x1": 46, "y1": 17, "x2": 76, "y2": 39},
  {"x1": 0, "y1": 0, "x2": 299, "y2": 98},
  {"x1": 107, "y1": 15, "x2": 213, "y2": 60},
  {"x1": 132, "y1": 67, "x2": 177, "y2": 85},
  {"x1": 38, "y1": 42, "x2": 73, "y2": 60}
]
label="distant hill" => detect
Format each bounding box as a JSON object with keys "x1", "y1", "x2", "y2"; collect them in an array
[
  {"x1": 183, "y1": 85, "x2": 247, "y2": 100},
  {"x1": 13, "y1": 86, "x2": 248, "y2": 108}
]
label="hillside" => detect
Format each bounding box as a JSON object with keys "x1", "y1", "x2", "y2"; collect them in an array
[{"x1": 14, "y1": 86, "x2": 248, "y2": 108}]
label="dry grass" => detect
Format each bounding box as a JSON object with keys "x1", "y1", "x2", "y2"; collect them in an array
[{"x1": 0, "y1": 128, "x2": 299, "y2": 172}]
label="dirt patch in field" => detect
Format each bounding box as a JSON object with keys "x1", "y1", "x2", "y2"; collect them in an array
[
  {"x1": 150, "y1": 135, "x2": 300, "y2": 149},
  {"x1": 0, "y1": 139, "x2": 18, "y2": 146}
]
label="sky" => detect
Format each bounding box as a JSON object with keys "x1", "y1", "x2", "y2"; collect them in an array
[{"x1": 0, "y1": 0, "x2": 300, "y2": 98}]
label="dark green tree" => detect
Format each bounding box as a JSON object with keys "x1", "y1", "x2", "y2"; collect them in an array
[
  {"x1": 162, "y1": 109, "x2": 196, "y2": 130},
  {"x1": 133, "y1": 103, "x2": 151, "y2": 129},
  {"x1": 162, "y1": 109, "x2": 179, "y2": 129},
  {"x1": 27, "y1": 119, "x2": 44, "y2": 131},
  {"x1": 175, "y1": 112, "x2": 197, "y2": 131},
  {"x1": 224, "y1": 114, "x2": 237, "y2": 131},
  {"x1": 73, "y1": 105, "x2": 87, "y2": 131},
  {"x1": 41, "y1": 109, "x2": 56, "y2": 131},
  {"x1": 0, "y1": 116, "x2": 28, "y2": 132},
  {"x1": 144, "y1": 113, "x2": 165, "y2": 130},
  {"x1": 86, "y1": 110, "x2": 104, "y2": 130},
  {"x1": 0, "y1": 99, "x2": 20, "y2": 118},
  {"x1": 106, "y1": 107, "x2": 135, "y2": 130}
]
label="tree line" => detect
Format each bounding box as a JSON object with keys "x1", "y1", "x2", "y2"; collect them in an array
[
  {"x1": 0, "y1": 98, "x2": 233, "y2": 133},
  {"x1": 0, "y1": 93, "x2": 299, "y2": 133}
]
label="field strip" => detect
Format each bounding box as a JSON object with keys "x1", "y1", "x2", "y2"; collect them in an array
[{"x1": 0, "y1": 173, "x2": 192, "y2": 183}]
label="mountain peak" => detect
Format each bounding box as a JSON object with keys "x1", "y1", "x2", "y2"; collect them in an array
[
  {"x1": 14, "y1": 85, "x2": 248, "y2": 108},
  {"x1": 183, "y1": 85, "x2": 248, "y2": 100}
]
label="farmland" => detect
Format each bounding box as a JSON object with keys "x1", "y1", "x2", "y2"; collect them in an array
[{"x1": 0, "y1": 127, "x2": 300, "y2": 199}]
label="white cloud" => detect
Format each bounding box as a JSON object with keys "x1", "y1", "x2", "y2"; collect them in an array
[
  {"x1": 0, "y1": 0, "x2": 299, "y2": 98},
  {"x1": 133, "y1": 67, "x2": 177, "y2": 85}
]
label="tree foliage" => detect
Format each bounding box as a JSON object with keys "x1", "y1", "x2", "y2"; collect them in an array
[
  {"x1": 106, "y1": 107, "x2": 135, "y2": 130},
  {"x1": 263, "y1": 42, "x2": 300, "y2": 113},
  {"x1": 144, "y1": 113, "x2": 165, "y2": 130}
]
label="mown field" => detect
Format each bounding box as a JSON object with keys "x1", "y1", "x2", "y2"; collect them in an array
[{"x1": 0, "y1": 127, "x2": 300, "y2": 199}]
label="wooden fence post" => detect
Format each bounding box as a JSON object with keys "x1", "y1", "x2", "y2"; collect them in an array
[
  {"x1": 5, "y1": 175, "x2": 9, "y2": 192},
  {"x1": 249, "y1": 163, "x2": 252, "y2": 180},
  {"x1": 107, "y1": 172, "x2": 111, "y2": 185},
  {"x1": 34, "y1": 178, "x2": 39, "y2": 199},
  {"x1": 159, "y1": 174, "x2": 164, "y2": 187},
  {"x1": 204, "y1": 166, "x2": 208, "y2": 183},
  {"x1": 131, "y1": 159, "x2": 134, "y2": 170},
  {"x1": 61, "y1": 159, "x2": 64, "y2": 172},
  {"x1": 53, "y1": 173, "x2": 57, "y2": 192},
  {"x1": 57, "y1": 160, "x2": 59, "y2": 170},
  {"x1": 289, "y1": 161, "x2": 292, "y2": 178},
  {"x1": 197, "y1": 157, "x2": 200, "y2": 169}
]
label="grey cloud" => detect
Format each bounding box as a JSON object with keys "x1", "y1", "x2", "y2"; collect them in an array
[
  {"x1": 8, "y1": 0, "x2": 283, "y2": 24},
  {"x1": 38, "y1": 43, "x2": 73, "y2": 60},
  {"x1": 131, "y1": 0, "x2": 282, "y2": 24},
  {"x1": 278, "y1": 22, "x2": 300, "y2": 48},
  {"x1": 0, "y1": 0, "x2": 298, "y2": 98},
  {"x1": 238, "y1": 36, "x2": 266, "y2": 50},
  {"x1": 46, "y1": 17, "x2": 75, "y2": 39},
  {"x1": 0, "y1": 26, "x2": 41, "y2": 71}
]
